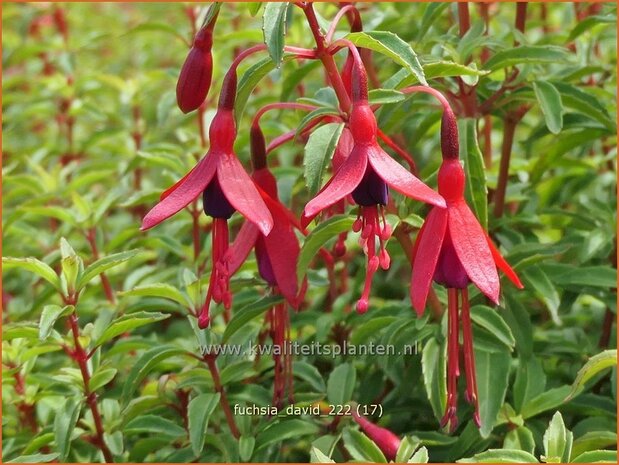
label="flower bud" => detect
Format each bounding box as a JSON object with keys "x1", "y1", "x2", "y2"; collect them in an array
[
  {"x1": 440, "y1": 107, "x2": 459, "y2": 160},
  {"x1": 176, "y1": 32, "x2": 213, "y2": 114},
  {"x1": 352, "y1": 411, "x2": 401, "y2": 460}
]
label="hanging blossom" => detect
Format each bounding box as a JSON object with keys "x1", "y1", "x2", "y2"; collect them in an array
[
  {"x1": 176, "y1": 3, "x2": 219, "y2": 113},
  {"x1": 141, "y1": 55, "x2": 274, "y2": 329},
  {"x1": 227, "y1": 124, "x2": 304, "y2": 408},
  {"x1": 352, "y1": 410, "x2": 401, "y2": 461},
  {"x1": 302, "y1": 44, "x2": 445, "y2": 314},
  {"x1": 407, "y1": 87, "x2": 523, "y2": 431}
]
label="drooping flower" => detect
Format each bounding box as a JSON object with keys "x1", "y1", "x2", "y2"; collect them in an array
[
  {"x1": 410, "y1": 104, "x2": 523, "y2": 432},
  {"x1": 352, "y1": 410, "x2": 401, "y2": 461},
  {"x1": 142, "y1": 73, "x2": 273, "y2": 328},
  {"x1": 302, "y1": 49, "x2": 445, "y2": 314},
  {"x1": 227, "y1": 124, "x2": 302, "y2": 408},
  {"x1": 176, "y1": 4, "x2": 220, "y2": 113}
]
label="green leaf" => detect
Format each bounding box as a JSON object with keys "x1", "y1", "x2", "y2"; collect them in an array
[
  {"x1": 293, "y1": 361, "x2": 326, "y2": 392},
  {"x1": 483, "y1": 45, "x2": 570, "y2": 71},
  {"x1": 296, "y1": 108, "x2": 341, "y2": 137},
  {"x1": 346, "y1": 31, "x2": 427, "y2": 85},
  {"x1": 89, "y1": 367, "x2": 118, "y2": 392},
  {"x1": 459, "y1": 118, "x2": 488, "y2": 229},
  {"x1": 550, "y1": 82, "x2": 615, "y2": 130},
  {"x1": 523, "y1": 265, "x2": 562, "y2": 326},
  {"x1": 327, "y1": 363, "x2": 356, "y2": 405},
  {"x1": 256, "y1": 419, "x2": 320, "y2": 451},
  {"x1": 121, "y1": 346, "x2": 189, "y2": 404},
  {"x1": 417, "y1": 3, "x2": 450, "y2": 41},
  {"x1": 504, "y1": 426, "x2": 536, "y2": 455},
  {"x1": 409, "y1": 446, "x2": 429, "y2": 463},
  {"x1": 222, "y1": 295, "x2": 284, "y2": 343},
  {"x1": 119, "y1": 284, "x2": 192, "y2": 308},
  {"x1": 422, "y1": 337, "x2": 447, "y2": 423},
  {"x1": 368, "y1": 88, "x2": 406, "y2": 105},
  {"x1": 60, "y1": 238, "x2": 81, "y2": 293},
  {"x1": 6, "y1": 454, "x2": 59, "y2": 463},
  {"x1": 304, "y1": 123, "x2": 345, "y2": 197},
  {"x1": 533, "y1": 81, "x2": 563, "y2": 134},
  {"x1": 571, "y1": 450, "x2": 618, "y2": 463},
  {"x1": 513, "y1": 357, "x2": 546, "y2": 413},
  {"x1": 188, "y1": 393, "x2": 220, "y2": 456},
  {"x1": 476, "y1": 346, "x2": 511, "y2": 438},
  {"x1": 39, "y1": 305, "x2": 73, "y2": 341},
  {"x1": 95, "y1": 311, "x2": 170, "y2": 347},
  {"x1": 103, "y1": 431, "x2": 123, "y2": 456},
  {"x1": 77, "y1": 249, "x2": 139, "y2": 291},
  {"x1": 3, "y1": 257, "x2": 62, "y2": 293},
  {"x1": 297, "y1": 214, "x2": 355, "y2": 282},
  {"x1": 542, "y1": 411, "x2": 572, "y2": 463},
  {"x1": 458, "y1": 449, "x2": 539, "y2": 463},
  {"x1": 568, "y1": 14, "x2": 616, "y2": 41},
  {"x1": 571, "y1": 431, "x2": 617, "y2": 459},
  {"x1": 566, "y1": 350, "x2": 617, "y2": 401},
  {"x1": 396, "y1": 436, "x2": 421, "y2": 463},
  {"x1": 247, "y1": 2, "x2": 262, "y2": 17},
  {"x1": 470, "y1": 305, "x2": 515, "y2": 348},
  {"x1": 540, "y1": 265, "x2": 617, "y2": 289},
  {"x1": 310, "y1": 446, "x2": 335, "y2": 463},
  {"x1": 124, "y1": 415, "x2": 186, "y2": 438},
  {"x1": 262, "y1": 2, "x2": 289, "y2": 66},
  {"x1": 342, "y1": 427, "x2": 387, "y2": 463},
  {"x1": 522, "y1": 386, "x2": 571, "y2": 419},
  {"x1": 424, "y1": 61, "x2": 489, "y2": 80},
  {"x1": 54, "y1": 397, "x2": 82, "y2": 461}
]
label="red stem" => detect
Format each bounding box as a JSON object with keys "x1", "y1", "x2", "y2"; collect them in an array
[
  {"x1": 68, "y1": 312, "x2": 114, "y2": 462},
  {"x1": 458, "y1": 2, "x2": 470, "y2": 37},
  {"x1": 492, "y1": 117, "x2": 517, "y2": 218},
  {"x1": 377, "y1": 129, "x2": 417, "y2": 174},
  {"x1": 204, "y1": 356, "x2": 240, "y2": 439},
  {"x1": 301, "y1": 2, "x2": 352, "y2": 112}
]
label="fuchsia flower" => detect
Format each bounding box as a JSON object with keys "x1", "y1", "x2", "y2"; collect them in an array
[
  {"x1": 302, "y1": 50, "x2": 445, "y2": 314},
  {"x1": 141, "y1": 73, "x2": 273, "y2": 328},
  {"x1": 409, "y1": 101, "x2": 523, "y2": 431},
  {"x1": 352, "y1": 410, "x2": 401, "y2": 460},
  {"x1": 176, "y1": 5, "x2": 219, "y2": 114},
  {"x1": 226, "y1": 124, "x2": 303, "y2": 408}
]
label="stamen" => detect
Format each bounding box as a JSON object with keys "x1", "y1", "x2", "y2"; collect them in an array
[
  {"x1": 461, "y1": 288, "x2": 481, "y2": 427},
  {"x1": 440, "y1": 288, "x2": 460, "y2": 432}
]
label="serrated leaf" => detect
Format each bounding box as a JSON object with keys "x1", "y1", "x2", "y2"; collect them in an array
[
  {"x1": 543, "y1": 411, "x2": 572, "y2": 463},
  {"x1": 188, "y1": 393, "x2": 220, "y2": 456},
  {"x1": 3, "y1": 257, "x2": 62, "y2": 293},
  {"x1": 346, "y1": 31, "x2": 427, "y2": 85},
  {"x1": 6, "y1": 454, "x2": 59, "y2": 464},
  {"x1": 470, "y1": 305, "x2": 515, "y2": 348},
  {"x1": 255, "y1": 419, "x2": 320, "y2": 451},
  {"x1": 533, "y1": 81, "x2": 563, "y2": 134},
  {"x1": 304, "y1": 123, "x2": 344, "y2": 197},
  {"x1": 95, "y1": 311, "x2": 170, "y2": 347},
  {"x1": 523, "y1": 265, "x2": 561, "y2": 326},
  {"x1": 310, "y1": 446, "x2": 335, "y2": 463},
  {"x1": 119, "y1": 283, "x2": 192, "y2": 309},
  {"x1": 124, "y1": 415, "x2": 186, "y2": 437},
  {"x1": 77, "y1": 249, "x2": 139, "y2": 290},
  {"x1": 483, "y1": 45, "x2": 569, "y2": 71},
  {"x1": 566, "y1": 350, "x2": 617, "y2": 401},
  {"x1": 263, "y1": 2, "x2": 289, "y2": 66}
]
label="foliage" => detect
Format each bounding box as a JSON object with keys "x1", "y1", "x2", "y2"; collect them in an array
[{"x1": 2, "y1": 2, "x2": 617, "y2": 463}]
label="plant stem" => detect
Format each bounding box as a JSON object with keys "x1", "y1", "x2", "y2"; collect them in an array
[
  {"x1": 457, "y1": 2, "x2": 470, "y2": 37},
  {"x1": 204, "y1": 355, "x2": 240, "y2": 439},
  {"x1": 492, "y1": 116, "x2": 517, "y2": 218},
  {"x1": 68, "y1": 312, "x2": 114, "y2": 462},
  {"x1": 301, "y1": 2, "x2": 352, "y2": 112}
]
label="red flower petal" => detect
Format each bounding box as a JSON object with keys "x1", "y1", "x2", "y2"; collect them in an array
[
  {"x1": 262, "y1": 194, "x2": 301, "y2": 307},
  {"x1": 302, "y1": 144, "x2": 368, "y2": 224},
  {"x1": 141, "y1": 153, "x2": 217, "y2": 231},
  {"x1": 485, "y1": 234, "x2": 524, "y2": 289},
  {"x1": 176, "y1": 47, "x2": 213, "y2": 114},
  {"x1": 367, "y1": 145, "x2": 446, "y2": 208},
  {"x1": 410, "y1": 207, "x2": 448, "y2": 316},
  {"x1": 217, "y1": 153, "x2": 273, "y2": 236},
  {"x1": 227, "y1": 221, "x2": 259, "y2": 275},
  {"x1": 448, "y1": 201, "x2": 500, "y2": 303}
]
